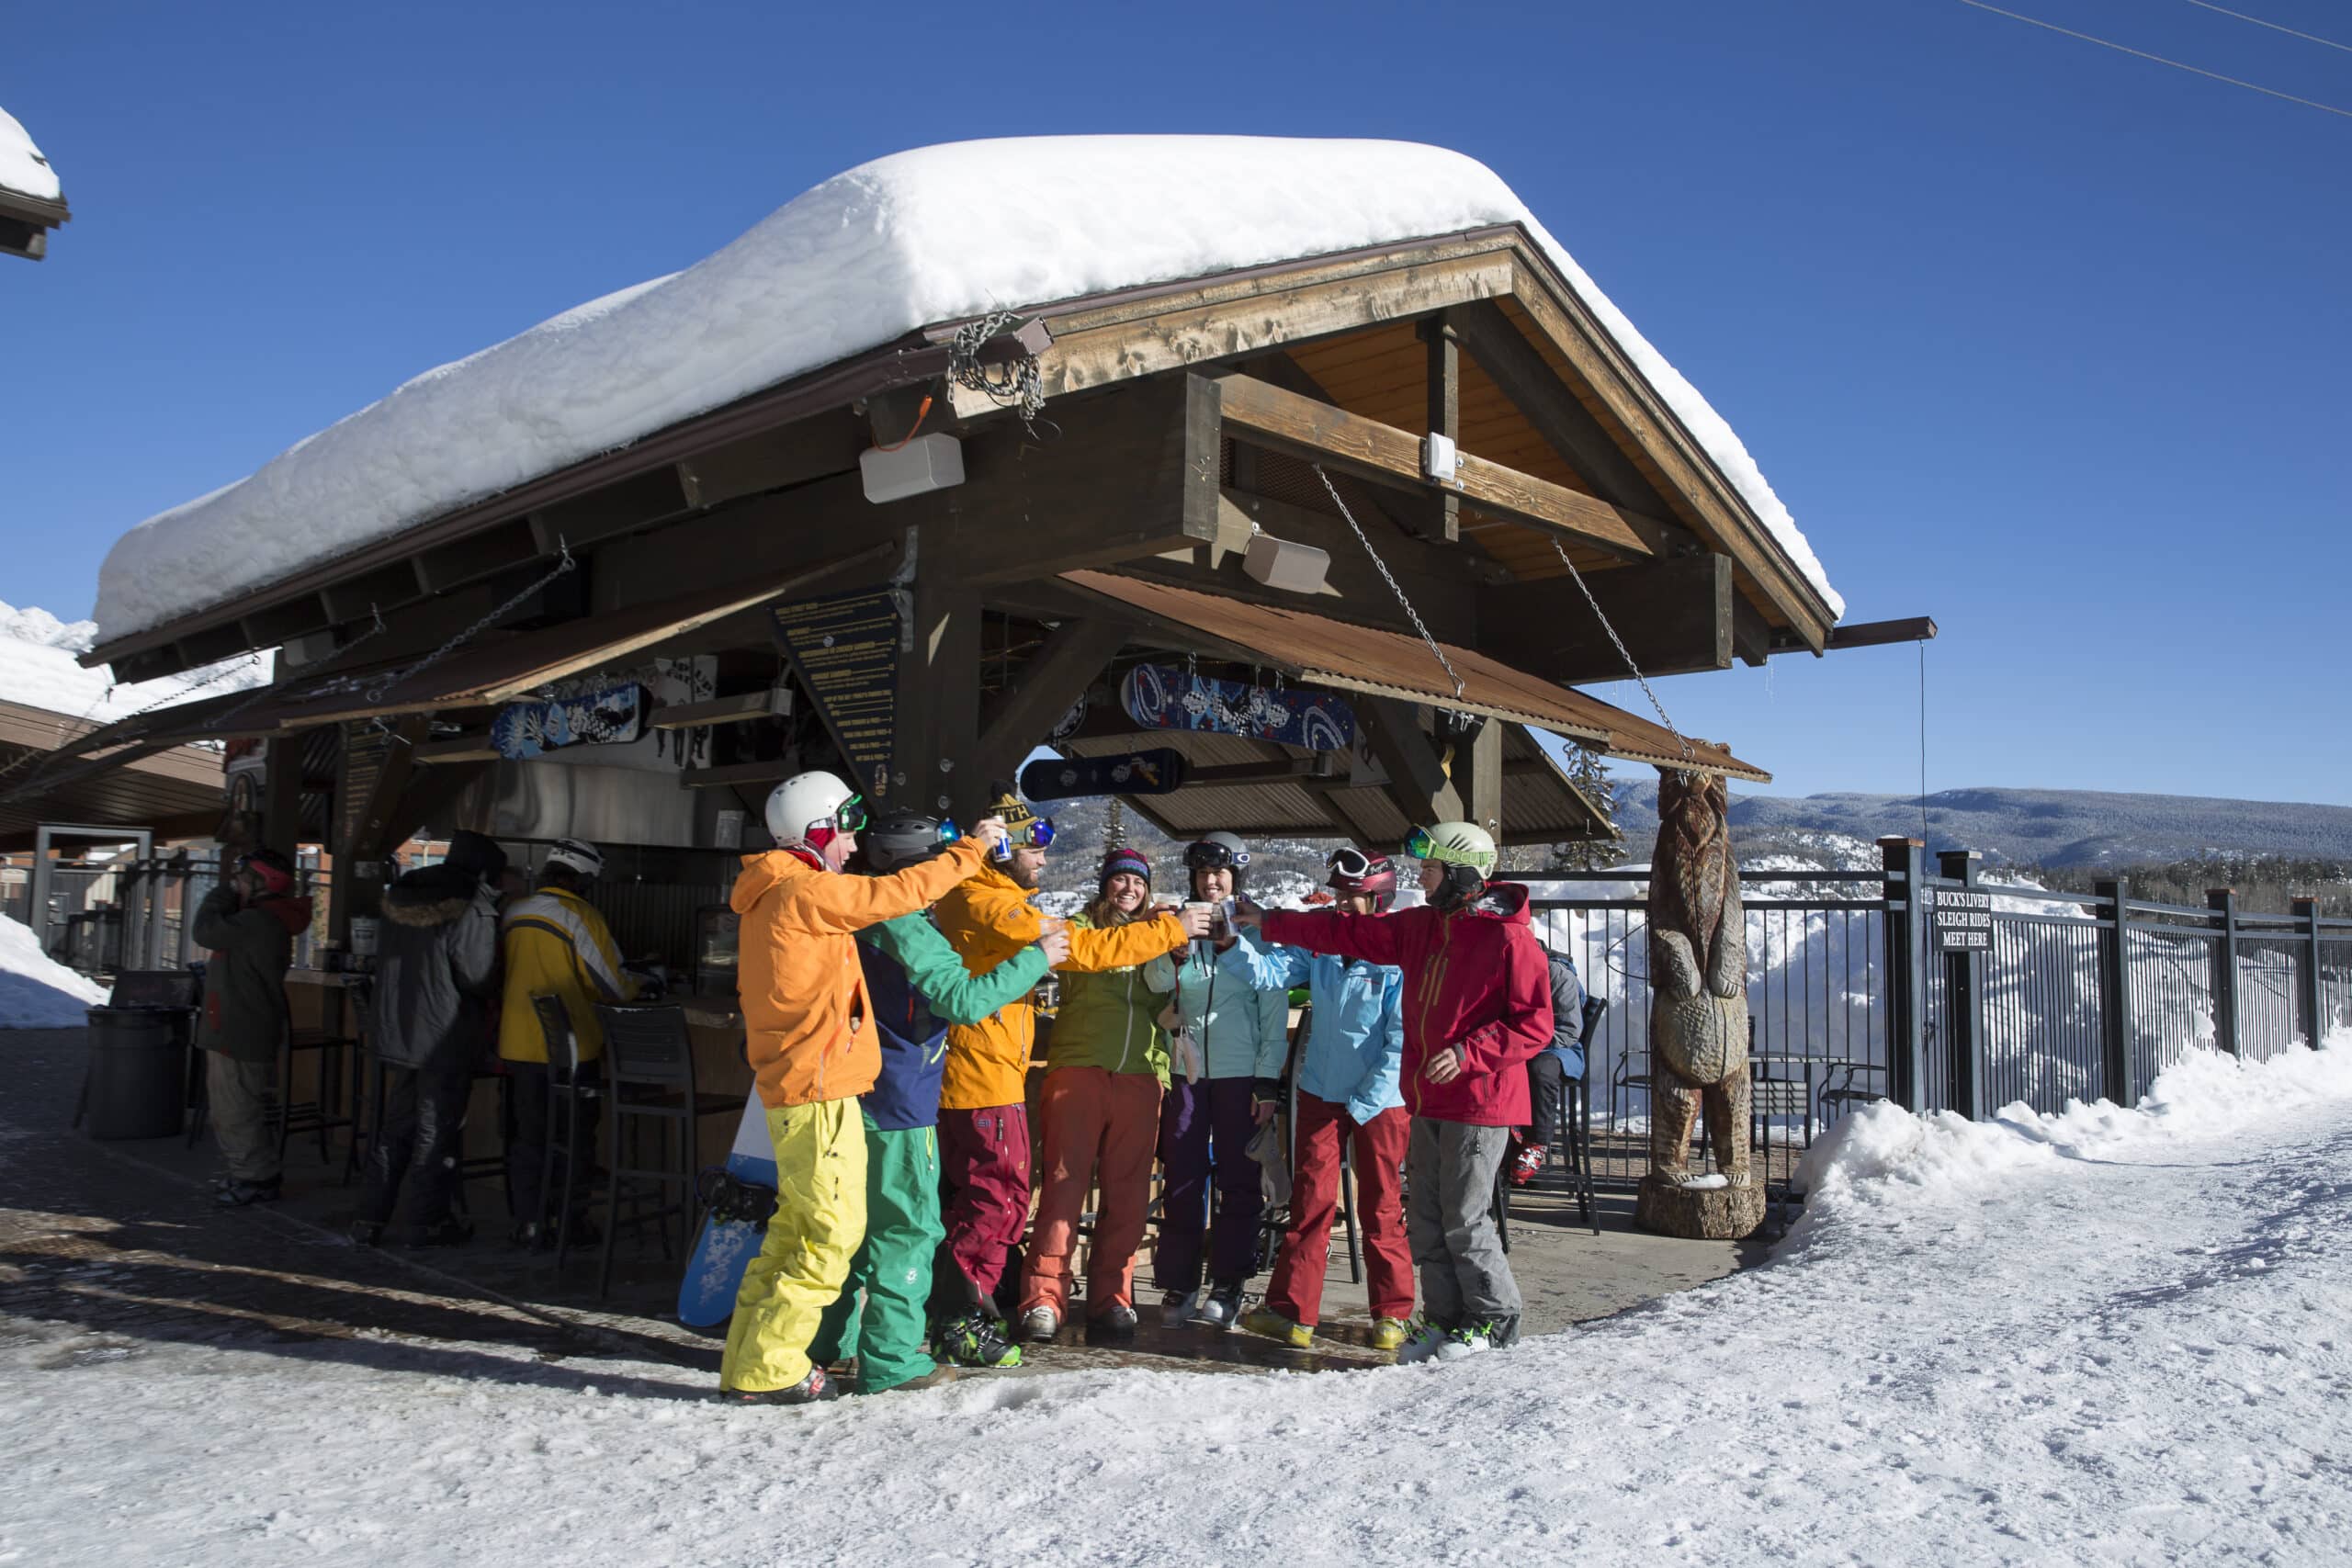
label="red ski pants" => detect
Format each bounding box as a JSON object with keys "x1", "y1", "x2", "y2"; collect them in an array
[
  {"x1": 1021, "y1": 1066, "x2": 1162, "y2": 1319},
  {"x1": 934, "y1": 1103, "x2": 1029, "y2": 1308},
  {"x1": 1265, "y1": 1095, "x2": 1414, "y2": 1327}
]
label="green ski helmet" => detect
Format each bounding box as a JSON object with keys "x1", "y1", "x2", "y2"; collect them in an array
[{"x1": 1405, "y1": 820, "x2": 1498, "y2": 909}]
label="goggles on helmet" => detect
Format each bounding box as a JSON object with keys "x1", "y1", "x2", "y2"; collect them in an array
[
  {"x1": 1327, "y1": 847, "x2": 1372, "y2": 880},
  {"x1": 1005, "y1": 818, "x2": 1056, "y2": 850},
  {"x1": 829, "y1": 795, "x2": 869, "y2": 834},
  {"x1": 1403, "y1": 825, "x2": 1493, "y2": 869},
  {"x1": 1182, "y1": 840, "x2": 1250, "y2": 872}
]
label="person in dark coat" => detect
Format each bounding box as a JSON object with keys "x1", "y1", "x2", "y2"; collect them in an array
[
  {"x1": 354, "y1": 830, "x2": 506, "y2": 1247},
  {"x1": 194, "y1": 847, "x2": 312, "y2": 1207},
  {"x1": 1507, "y1": 946, "x2": 1587, "y2": 1188}
]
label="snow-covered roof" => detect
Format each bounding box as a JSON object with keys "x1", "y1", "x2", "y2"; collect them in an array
[
  {"x1": 0, "y1": 105, "x2": 61, "y2": 204},
  {"x1": 94, "y1": 135, "x2": 1843, "y2": 644},
  {"x1": 0, "y1": 601, "x2": 268, "y2": 729}
]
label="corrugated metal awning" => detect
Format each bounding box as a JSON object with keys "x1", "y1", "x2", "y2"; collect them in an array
[{"x1": 1059, "y1": 570, "x2": 1770, "y2": 782}]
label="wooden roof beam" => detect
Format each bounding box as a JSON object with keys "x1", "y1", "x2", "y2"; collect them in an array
[{"x1": 1212, "y1": 371, "x2": 1658, "y2": 560}]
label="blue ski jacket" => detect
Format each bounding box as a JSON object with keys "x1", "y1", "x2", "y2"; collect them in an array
[
  {"x1": 1222, "y1": 928, "x2": 1403, "y2": 1124},
  {"x1": 1147, "y1": 941, "x2": 1291, "y2": 1084}
]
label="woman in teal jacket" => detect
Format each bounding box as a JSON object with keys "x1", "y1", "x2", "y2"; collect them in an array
[{"x1": 1151, "y1": 832, "x2": 1291, "y2": 1330}]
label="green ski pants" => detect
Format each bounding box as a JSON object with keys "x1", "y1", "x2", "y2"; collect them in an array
[{"x1": 809, "y1": 1115, "x2": 944, "y2": 1393}]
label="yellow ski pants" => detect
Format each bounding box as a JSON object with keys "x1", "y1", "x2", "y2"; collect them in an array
[{"x1": 719, "y1": 1097, "x2": 868, "y2": 1393}]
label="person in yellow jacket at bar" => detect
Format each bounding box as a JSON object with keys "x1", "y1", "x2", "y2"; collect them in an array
[
  {"x1": 925, "y1": 792, "x2": 1210, "y2": 1367},
  {"x1": 718, "y1": 772, "x2": 1008, "y2": 1405}
]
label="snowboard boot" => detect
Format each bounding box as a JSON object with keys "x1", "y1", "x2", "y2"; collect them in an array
[
  {"x1": 1241, "y1": 1307, "x2": 1312, "y2": 1349},
  {"x1": 720, "y1": 1366, "x2": 840, "y2": 1404},
  {"x1": 1394, "y1": 1319, "x2": 1448, "y2": 1364},
  {"x1": 1193, "y1": 1281, "x2": 1244, "y2": 1330},
  {"x1": 934, "y1": 1310, "x2": 1023, "y2": 1370},
  {"x1": 1370, "y1": 1316, "x2": 1412, "y2": 1353},
  {"x1": 1084, "y1": 1304, "x2": 1138, "y2": 1348},
  {"x1": 1018, "y1": 1304, "x2": 1060, "y2": 1344},
  {"x1": 215, "y1": 1177, "x2": 282, "y2": 1209}
]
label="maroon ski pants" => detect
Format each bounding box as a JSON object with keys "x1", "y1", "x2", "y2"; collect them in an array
[
  {"x1": 934, "y1": 1103, "x2": 1029, "y2": 1309},
  {"x1": 1265, "y1": 1095, "x2": 1414, "y2": 1326}
]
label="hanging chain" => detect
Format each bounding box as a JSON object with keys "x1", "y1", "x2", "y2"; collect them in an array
[
  {"x1": 1313, "y1": 464, "x2": 1465, "y2": 699},
  {"x1": 0, "y1": 644, "x2": 272, "y2": 801},
  {"x1": 947, "y1": 310, "x2": 1046, "y2": 438},
  {"x1": 1547, "y1": 536, "x2": 1692, "y2": 762},
  {"x1": 359, "y1": 540, "x2": 575, "y2": 713},
  {"x1": 205, "y1": 604, "x2": 393, "y2": 728}
]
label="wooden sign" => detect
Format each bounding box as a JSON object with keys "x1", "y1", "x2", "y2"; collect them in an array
[
  {"x1": 771, "y1": 591, "x2": 899, "y2": 786},
  {"x1": 1118, "y1": 663, "x2": 1355, "y2": 751},
  {"x1": 1021, "y1": 749, "x2": 1190, "y2": 802},
  {"x1": 1930, "y1": 887, "x2": 1993, "y2": 953},
  {"x1": 492, "y1": 683, "x2": 648, "y2": 760}
]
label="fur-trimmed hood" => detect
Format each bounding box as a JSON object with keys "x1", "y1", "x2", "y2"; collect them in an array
[{"x1": 383, "y1": 864, "x2": 490, "y2": 928}]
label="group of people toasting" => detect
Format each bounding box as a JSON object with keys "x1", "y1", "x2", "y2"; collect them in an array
[{"x1": 718, "y1": 770, "x2": 1573, "y2": 1405}]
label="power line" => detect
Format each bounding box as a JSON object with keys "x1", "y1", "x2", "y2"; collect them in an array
[
  {"x1": 1953, "y1": 0, "x2": 2352, "y2": 120},
  {"x1": 2181, "y1": 1, "x2": 2352, "y2": 57}
]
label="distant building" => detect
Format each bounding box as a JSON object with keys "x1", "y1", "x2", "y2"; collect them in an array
[{"x1": 0, "y1": 104, "x2": 70, "y2": 261}]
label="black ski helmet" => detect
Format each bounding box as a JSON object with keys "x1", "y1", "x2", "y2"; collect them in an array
[{"x1": 859, "y1": 813, "x2": 951, "y2": 874}]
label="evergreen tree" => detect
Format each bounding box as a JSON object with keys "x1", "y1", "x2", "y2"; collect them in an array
[{"x1": 1550, "y1": 744, "x2": 1621, "y2": 872}]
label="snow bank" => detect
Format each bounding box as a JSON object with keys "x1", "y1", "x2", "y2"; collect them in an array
[
  {"x1": 0, "y1": 600, "x2": 270, "y2": 728},
  {"x1": 0, "y1": 914, "x2": 105, "y2": 1027},
  {"x1": 94, "y1": 136, "x2": 1842, "y2": 643},
  {"x1": 0, "y1": 105, "x2": 61, "y2": 203},
  {"x1": 1789, "y1": 1028, "x2": 2352, "y2": 1230}
]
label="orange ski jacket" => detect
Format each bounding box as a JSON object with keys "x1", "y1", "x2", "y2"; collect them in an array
[
  {"x1": 732, "y1": 837, "x2": 989, "y2": 1109},
  {"x1": 932, "y1": 863, "x2": 1192, "y2": 1111}
]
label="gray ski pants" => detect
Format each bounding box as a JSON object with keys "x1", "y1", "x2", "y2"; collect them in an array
[
  {"x1": 1405, "y1": 1116, "x2": 1520, "y2": 1330},
  {"x1": 207, "y1": 1052, "x2": 280, "y2": 1184}
]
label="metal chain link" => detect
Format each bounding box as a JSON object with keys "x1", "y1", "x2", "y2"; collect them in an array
[
  {"x1": 360, "y1": 539, "x2": 577, "y2": 716},
  {"x1": 0, "y1": 646, "x2": 274, "y2": 801},
  {"x1": 947, "y1": 310, "x2": 1046, "y2": 437},
  {"x1": 1548, "y1": 536, "x2": 1693, "y2": 761},
  {"x1": 1313, "y1": 463, "x2": 1465, "y2": 698}
]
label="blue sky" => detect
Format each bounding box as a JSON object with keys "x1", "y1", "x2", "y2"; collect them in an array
[{"x1": 3, "y1": 1, "x2": 2346, "y2": 804}]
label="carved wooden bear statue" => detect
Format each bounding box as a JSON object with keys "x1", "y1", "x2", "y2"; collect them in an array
[{"x1": 1639, "y1": 769, "x2": 1758, "y2": 1235}]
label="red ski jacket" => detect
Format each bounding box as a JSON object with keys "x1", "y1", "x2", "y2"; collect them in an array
[{"x1": 1261, "y1": 882, "x2": 1554, "y2": 1126}]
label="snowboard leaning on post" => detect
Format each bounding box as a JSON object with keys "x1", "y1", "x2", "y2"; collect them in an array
[{"x1": 678, "y1": 1089, "x2": 779, "y2": 1326}]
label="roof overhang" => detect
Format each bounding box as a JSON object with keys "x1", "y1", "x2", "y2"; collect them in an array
[{"x1": 0, "y1": 700, "x2": 222, "y2": 845}]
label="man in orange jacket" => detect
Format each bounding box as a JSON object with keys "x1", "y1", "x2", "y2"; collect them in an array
[
  {"x1": 719, "y1": 770, "x2": 1011, "y2": 1404},
  {"x1": 926, "y1": 793, "x2": 1209, "y2": 1366}
]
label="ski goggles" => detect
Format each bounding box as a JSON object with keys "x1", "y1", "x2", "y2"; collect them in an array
[
  {"x1": 1327, "y1": 847, "x2": 1373, "y2": 880},
  {"x1": 1003, "y1": 818, "x2": 1056, "y2": 850},
  {"x1": 1403, "y1": 826, "x2": 1494, "y2": 870},
  {"x1": 828, "y1": 795, "x2": 870, "y2": 835},
  {"x1": 1182, "y1": 840, "x2": 1250, "y2": 871}
]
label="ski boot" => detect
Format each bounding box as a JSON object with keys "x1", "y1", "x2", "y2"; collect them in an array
[
  {"x1": 1085, "y1": 1303, "x2": 1138, "y2": 1348},
  {"x1": 1507, "y1": 1141, "x2": 1547, "y2": 1189},
  {"x1": 719, "y1": 1366, "x2": 840, "y2": 1404},
  {"x1": 214, "y1": 1177, "x2": 281, "y2": 1208},
  {"x1": 1192, "y1": 1281, "x2": 1244, "y2": 1329},
  {"x1": 1240, "y1": 1307, "x2": 1312, "y2": 1349},
  {"x1": 1159, "y1": 1288, "x2": 1201, "y2": 1328},
  {"x1": 934, "y1": 1310, "x2": 1023, "y2": 1369},
  {"x1": 1437, "y1": 1322, "x2": 1498, "y2": 1362},
  {"x1": 1394, "y1": 1319, "x2": 1448, "y2": 1364},
  {"x1": 1370, "y1": 1316, "x2": 1411, "y2": 1353},
  {"x1": 1017, "y1": 1304, "x2": 1060, "y2": 1344}
]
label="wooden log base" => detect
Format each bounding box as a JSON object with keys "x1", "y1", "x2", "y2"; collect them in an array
[{"x1": 1634, "y1": 1173, "x2": 1765, "y2": 1240}]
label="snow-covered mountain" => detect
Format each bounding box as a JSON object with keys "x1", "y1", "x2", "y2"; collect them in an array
[
  {"x1": 1607, "y1": 781, "x2": 2352, "y2": 869},
  {"x1": 0, "y1": 600, "x2": 270, "y2": 727}
]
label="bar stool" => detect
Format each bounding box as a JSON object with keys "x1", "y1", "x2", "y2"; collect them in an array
[
  {"x1": 279, "y1": 982, "x2": 361, "y2": 1172},
  {"x1": 531, "y1": 994, "x2": 605, "y2": 1270},
  {"x1": 591, "y1": 1002, "x2": 739, "y2": 1303}
]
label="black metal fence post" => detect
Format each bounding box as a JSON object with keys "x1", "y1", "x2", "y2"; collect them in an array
[
  {"x1": 1880, "y1": 836, "x2": 1927, "y2": 1112},
  {"x1": 2292, "y1": 896, "x2": 2324, "y2": 1048},
  {"x1": 1939, "y1": 849, "x2": 1988, "y2": 1121},
  {"x1": 2096, "y1": 876, "x2": 2135, "y2": 1107},
  {"x1": 2207, "y1": 887, "x2": 2240, "y2": 1057}
]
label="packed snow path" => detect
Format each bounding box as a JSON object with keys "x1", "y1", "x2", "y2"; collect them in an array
[{"x1": 6, "y1": 1046, "x2": 2350, "y2": 1566}]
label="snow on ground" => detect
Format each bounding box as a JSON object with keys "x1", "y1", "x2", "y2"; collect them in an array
[
  {"x1": 95, "y1": 135, "x2": 1842, "y2": 643},
  {"x1": 0, "y1": 600, "x2": 270, "y2": 728},
  {"x1": 0, "y1": 913, "x2": 105, "y2": 1026},
  {"x1": 7, "y1": 1038, "x2": 2351, "y2": 1565},
  {"x1": 0, "y1": 105, "x2": 61, "y2": 203}
]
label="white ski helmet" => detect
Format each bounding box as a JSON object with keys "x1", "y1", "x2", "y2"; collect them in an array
[
  {"x1": 764, "y1": 770, "x2": 861, "y2": 847},
  {"x1": 544, "y1": 837, "x2": 604, "y2": 879}
]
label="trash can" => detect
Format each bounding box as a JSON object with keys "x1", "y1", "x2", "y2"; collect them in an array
[{"x1": 83, "y1": 1006, "x2": 187, "y2": 1141}]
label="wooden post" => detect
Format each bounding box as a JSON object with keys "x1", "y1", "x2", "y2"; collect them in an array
[
  {"x1": 888, "y1": 526, "x2": 983, "y2": 822},
  {"x1": 260, "y1": 728, "x2": 308, "y2": 857},
  {"x1": 1878, "y1": 836, "x2": 1928, "y2": 1114},
  {"x1": 2096, "y1": 877, "x2": 2135, "y2": 1107},
  {"x1": 1419, "y1": 313, "x2": 1461, "y2": 544},
  {"x1": 2291, "y1": 896, "x2": 2324, "y2": 1048},
  {"x1": 2207, "y1": 887, "x2": 2240, "y2": 1056},
  {"x1": 1939, "y1": 849, "x2": 1987, "y2": 1121},
  {"x1": 1453, "y1": 714, "x2": 1503, "y2": 840},
  {"x1": 1362, "y1": 697, "x2": 1462, "y2": 828}
]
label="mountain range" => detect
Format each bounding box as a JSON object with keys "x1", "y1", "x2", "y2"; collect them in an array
[{"x1": 1604, "y1": 783, "x2": 2352, "y2": 870}]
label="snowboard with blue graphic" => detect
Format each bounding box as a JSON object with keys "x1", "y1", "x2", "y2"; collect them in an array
[{"x1": 676, "y1": 1089, "x2": 777, "y2": 1327}]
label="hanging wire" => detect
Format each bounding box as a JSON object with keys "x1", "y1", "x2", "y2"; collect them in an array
[
  {"x1": 1312, "y1": 463, "x2": 1465, "y2": 700},
  {"x1": 2179, "y1": 0, "x2": 2352, "y2": 56},
  {"x1": 1541, "y1": 536, "x2": 1694, "y2": 762},
  {"x1": 0, "y1": 646, "x2": 271, "y2": 803},
  {"x1": 1953, "y1": 0, "x2": 2352, "y2": 119}
]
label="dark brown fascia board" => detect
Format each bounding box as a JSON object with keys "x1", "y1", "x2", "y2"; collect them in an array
[{"x1": 0, "y1": 188, "x2": 70, "y2": 229}]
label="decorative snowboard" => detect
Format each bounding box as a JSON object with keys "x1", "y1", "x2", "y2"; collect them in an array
[
  {"x1": 676, "y1": 1089, "x2": 778, "y2": 1327},
  {"x1": 1118, "y1": 663, "x2": 1355, "y2": 751},
  {"x1": 492, "y1": 682, "x2": 648, "y2": 760},
  {"x1": 1019, "y1": 748, "x2": 1189, "y2": 802}
]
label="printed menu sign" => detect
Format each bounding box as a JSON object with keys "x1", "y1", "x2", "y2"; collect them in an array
[{"x1": 772, "y1": 592, "x2": 900, "y2": 790}]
